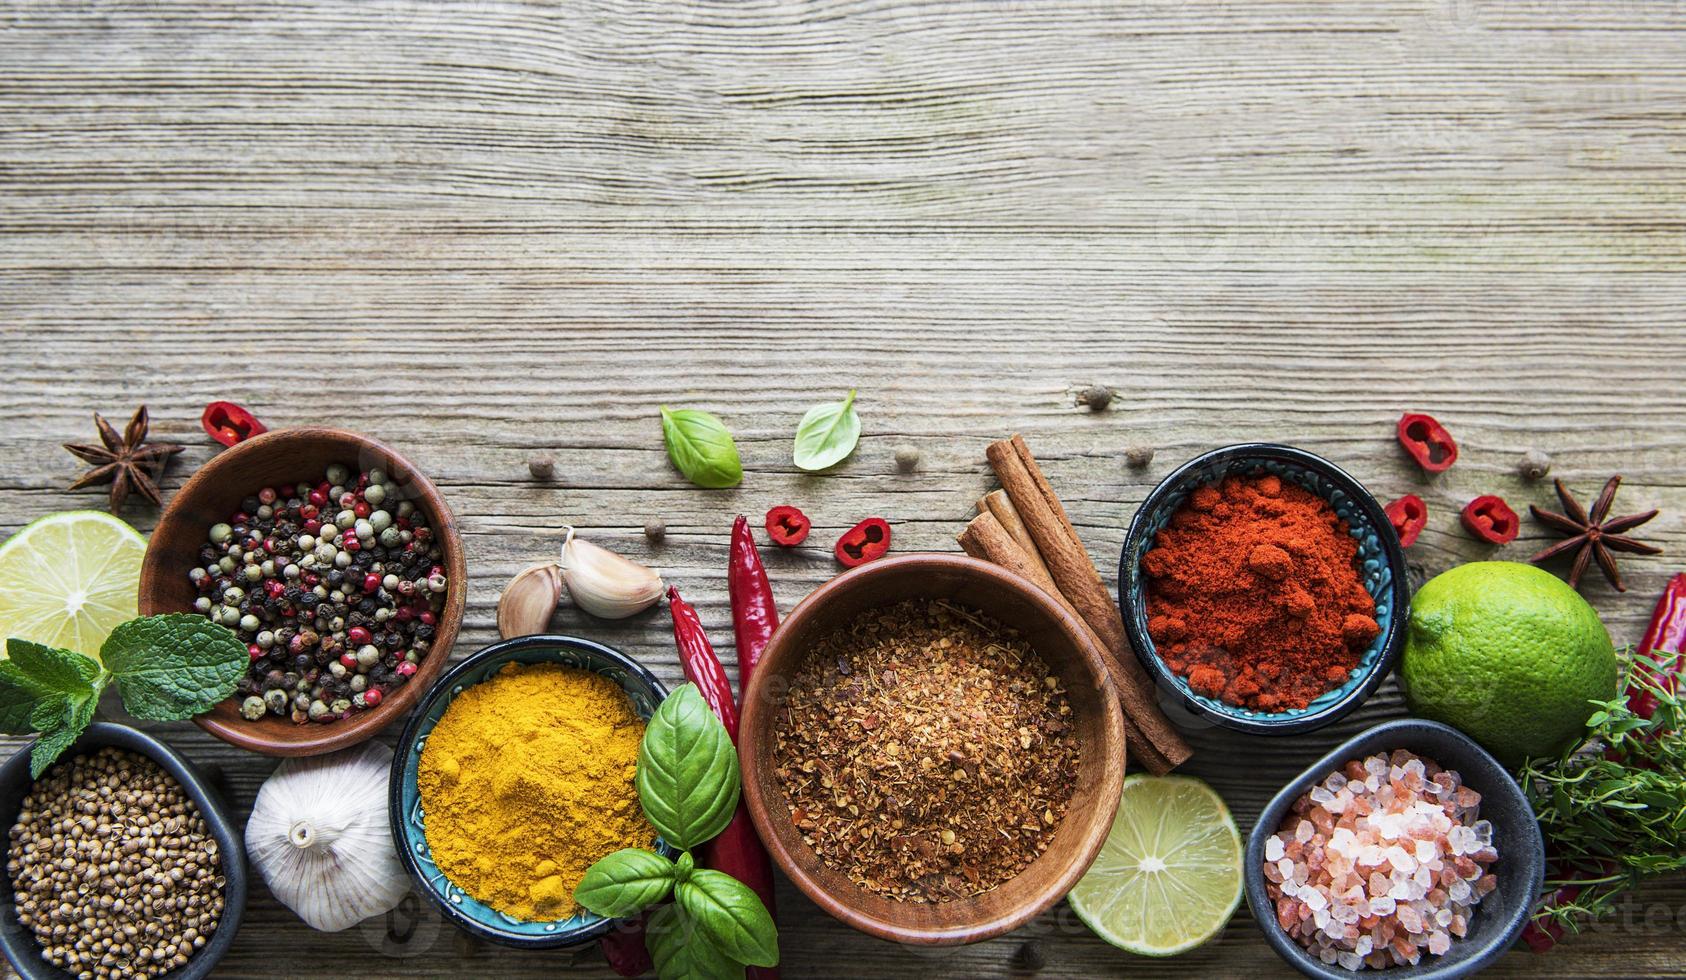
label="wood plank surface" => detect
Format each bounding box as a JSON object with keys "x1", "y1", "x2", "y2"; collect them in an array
[{"x1": 3, "y1": 0, "x2": 1686, "y2": 976}]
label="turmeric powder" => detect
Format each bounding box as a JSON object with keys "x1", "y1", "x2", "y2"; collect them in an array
[{"x1": 418, "y1": 662, "x2": 653, "y2": 920}]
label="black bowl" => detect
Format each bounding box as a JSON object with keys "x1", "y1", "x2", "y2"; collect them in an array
[
  {"x1": 1119, "y1": 443, "x2": 1410, "y2": 736},
  {"x1": 0, "y1": 723, "x2": 248, "y2": 980},
  {"x1": 1243, "y1": 719, "x2": 1545, "y2": 979}
]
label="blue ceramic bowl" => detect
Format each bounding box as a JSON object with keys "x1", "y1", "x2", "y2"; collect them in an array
[
  {"x1": 0, "y1": 723, "x2": 248, "y2": 980},
  {"x1": 389, "y1": 634, "x2": 673, "y2": 949},
  {"x1": 1244, "y1": 719, "x2": 1545, "y2": 979},
  {"x1": 1118, "y1": 443, "x2": 1409, "y2": 736}
]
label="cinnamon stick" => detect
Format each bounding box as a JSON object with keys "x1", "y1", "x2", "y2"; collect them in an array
[
  {"x1": 985, "y1": 435, "x2": 1190, "y2": 771},
  {"x1": 959, "y1": 512, "x2": 1153, "y2": 768},
  {"x1": 980, "y1": 490, "x2": 1053, "y2": 583}
]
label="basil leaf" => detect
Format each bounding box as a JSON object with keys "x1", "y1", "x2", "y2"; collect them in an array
[
  {"x1": 636, "y1": 684, "x2": 740, "y2": 851},
  {"x1": 674, "y1": 869, "x2": 779, "y2": 968},
  {"x1": 574, "y1": 848, "x2": 677, "y2": 918},
  {"x1": 792, "y1": 389, "x2": 861, "y2": 471},
  {"x1": 660, "y1": 407, "x2": 743, "y2": 489},
  {"x1": 99, "y1": 614, "x2": 247, "y2": 720},
  {"x1": 646, "y1": 902, "x2": 744, "y2": 980},
  {"x1": 29, "y1": 696, "x2": 96, "y2": 779}
]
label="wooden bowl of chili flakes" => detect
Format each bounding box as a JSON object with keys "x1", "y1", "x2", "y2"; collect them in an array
[{"x1": 738, "y1": 553, "x2": 1126, "y2": 946}]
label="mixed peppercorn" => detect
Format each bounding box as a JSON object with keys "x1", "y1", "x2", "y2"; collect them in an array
[{"x1": 188, "y1": 462, "x2": 447, "y2": 724}]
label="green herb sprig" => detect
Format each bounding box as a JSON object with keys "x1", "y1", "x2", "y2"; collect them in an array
[
  {"x1": 575, "y1": 684, "x2": 777, "y2": 979},
  {"x1": 0, "y1": 615, "x2": 247, "y2": 777},
  {"x1": 1519, "y1": 648, "x2": 1686, "y2": 934},
  {"x1": 792, "y1": 389, "x2": 861, "y2": 471}
]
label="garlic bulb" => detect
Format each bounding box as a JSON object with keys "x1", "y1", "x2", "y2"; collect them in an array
[
  {"x1": 246, "y1": 742, "x2": 410, "y2": 932},
  {"x1": 498, "y1": 562, "x2": 563, "y2": 638},
  {"x1": 558, "y1": 525, "x2": 664, "y2": 619}
]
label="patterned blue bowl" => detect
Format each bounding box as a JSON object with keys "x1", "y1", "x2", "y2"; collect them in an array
[
  {"x1": 388, "y1": 634, "x2": 673, "y2": 948},
  {"x1": 1118, "y1": 444, "x2": 1409, "y2": 736}
]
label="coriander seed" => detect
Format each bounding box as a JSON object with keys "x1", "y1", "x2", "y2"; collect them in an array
[
  {"x1": 893, "y1": 444, "x2": 920, "y2": 473},
  {"x1": 1124, "y1": 444, "x2": 1155, "y2": 468}
]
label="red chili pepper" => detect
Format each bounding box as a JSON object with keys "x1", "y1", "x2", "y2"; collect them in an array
[
  {"x1": 730, "y1": 515, "x2": 779, "y2": 684},
  {"x1": 668, "y1": 586, "x2": 738, "y2": 739},
  {"x1": 200, "y1": 401, "x2": 268, "y2": 447},
  {"x1": 1396, "y1": 413, "x2": 1458, "y2": 473},
  {"x1": 1461, "y1": 495, "x2": 1519, "y2": 544},
  {"x1": 1384, "y1": 494, "x2": 1428, "y2": 548},
  {"x1": 1630, "y1": 572, "x2": 1686, "y2": 721},
  {"x1": 763, "y1": 506, "x2": 810, "y2": 547},
  {"x1": 598, "y1": 912, "x2": 654, "y2": 977},
  {"x1": 667, "y1": 583, "x2": 779, "y2": 979},
  {"x1": 834, "y1": 517, "x2": 891, "y2": 568}
]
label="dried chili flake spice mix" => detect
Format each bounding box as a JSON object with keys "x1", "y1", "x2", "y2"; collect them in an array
[
  {"x1": 1143, "y1": 474, "x2": 1379, "y2": 712},
  {"x1": 773, "y1": 600, "x2": 1079, "y2": 904}
]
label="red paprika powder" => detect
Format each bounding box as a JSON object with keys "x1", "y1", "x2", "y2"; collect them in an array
[{"x1": 1142, "y1": 473, "x2": 1380, "y2": 712}]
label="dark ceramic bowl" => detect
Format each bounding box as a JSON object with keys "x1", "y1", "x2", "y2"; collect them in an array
[
  {"x1": 1119, "y1": 443, "x2": 1409, "y2": 736},
  {"x1": 1244, "y1": 719, "x2": 1545, "y2": 979},
  {"x1": 389, "y1": 634, "x2": 674, "y2": 949},
  {"x1": 0, "y1": 723, "x2": 248, "y2": 980}
]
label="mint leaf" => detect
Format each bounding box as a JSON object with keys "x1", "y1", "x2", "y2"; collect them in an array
[
  {"x1": 574, "y1": 848, "x2": 677, "y2": 918},
  {"x1": 0, "y1": 662, "x2": 57, "y2": 734},
  {"x1": 674, "y1": 869, "x2": 779, "y2": 968},
  {"x1": 646, "y1": 903, "x2": 744, "y2": 980},
  {"x1": 99, "y1": 614, "x2": 246, "y2": 721},
  {"x1": 29, "y1": 696, "x2": 96, "y2": 778},
  {"x1": 6, "y1": 639, "x2": 101, "y2": 696}
]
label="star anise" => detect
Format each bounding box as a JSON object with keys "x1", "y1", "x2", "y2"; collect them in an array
[
  {"x1": 1528, "y1": 475, "x2": 1661, "y2": 592},
  {"x1": 63, "y1": 406, "x2": 184, "y2": 512}
]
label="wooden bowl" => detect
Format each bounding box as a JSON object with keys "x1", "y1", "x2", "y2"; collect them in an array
[
  {"x1": 138, "y1": 427, "x2": 467, "y2": 757},
  {"x1": 738, "y1": 553, "x2": 1126, "y2": 946}
]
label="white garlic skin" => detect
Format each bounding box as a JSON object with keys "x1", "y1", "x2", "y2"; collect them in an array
[
  {"x1": 246, "y1": 742, "x2": 410, "y2": 932},
  {"x1": 558, "y1": 526, "x2": 664, "y2": 619}
]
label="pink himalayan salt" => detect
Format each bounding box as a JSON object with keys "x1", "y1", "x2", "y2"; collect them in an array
[{"x1": 1261, "y1": 750, "x2": 1499, "y2": 971}]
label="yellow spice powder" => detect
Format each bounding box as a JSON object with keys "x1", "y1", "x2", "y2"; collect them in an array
[{"x1": 417, "y1": 662, "x2": 652, "y2": 920}]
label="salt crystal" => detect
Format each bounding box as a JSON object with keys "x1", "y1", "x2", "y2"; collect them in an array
[
  {"x1": 1296, "y1": 819, "x2": 1315, "y2": 843},
  {"x1": 1414, "y1": 839, "x2": 1437, "y2": 863},
  {"x1": 1397, "y1": 905, "x2": 1423, "y2": 933},
  {"x1": 1326, "y1": 772, "x2": 1348, "y2": 792},
  {"x1": 1365, "y1": 755, "x2": 1388, "y2": 776},
  {"x1": 1282, "y1": 880, "x2": 1300, "y2": 897},
  {"x1": 1428, "y1": 930, "x2": 1451, "y2": 955},
  {"x1": 1337, "y1": 951, "x2": 1362, "y2": 970},
  {"x1": 1304, "y1": 888, "x2": 1328, "y2": 912},
  {"x1": 1435, "y1": 907, "x2": 1453, "y2": 928},
  {"x1": 1355, "y1": 936, "x2": 1373, "y2": 956},
  {"x1": 1448, "y1": 878, "x2": 1471, "y2": 903},
  {"x1": 1369, "y1": 896, "x2": 1396, "y2": 916},
  {"x1": 1310, "y1": 786, "x2": 1337, "y2": 806},
  {"x1": 1266, "y1": 836, "x2": 1285, "y2": 861},
  {"x1": 1320, "y1": 947, "x2": 1338, "y2": 965}
]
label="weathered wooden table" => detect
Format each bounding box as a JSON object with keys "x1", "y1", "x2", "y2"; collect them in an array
[{"x1": 4, "y1": 1, "x2": 1686, "y2": 976}]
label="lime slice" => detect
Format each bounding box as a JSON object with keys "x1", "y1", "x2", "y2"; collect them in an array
[
  {"x1": 0, "y1": 511, "x2": 146, "y2": 660},
  {"x1": 1069, "y1": 774, "x2": 1244, "y2": 956}
]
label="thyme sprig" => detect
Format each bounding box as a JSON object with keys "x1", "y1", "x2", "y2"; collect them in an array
[{"x1": 1518, "y1": 648, "x2": 1686, "y2": 933}]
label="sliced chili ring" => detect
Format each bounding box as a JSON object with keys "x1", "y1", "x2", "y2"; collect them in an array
[
  {"x1": 201, "y1": 401, "x2": 268, "y2": 447},
  {"x1": 764, "y1": 505, "x2": 811, "y2": 547},
  {"x1": 834, "y1": 517, "x2": 891, "y2": 568},
  {"x1": 1461, "y1": 494, "x2": 1519, "y2": 545},
  {"x1": 1384, "y1": 494, "x2": 1428, "y2": 548},
  {"x1": 1397, "y1": 413, "x2": 1458, "y2": 473}
]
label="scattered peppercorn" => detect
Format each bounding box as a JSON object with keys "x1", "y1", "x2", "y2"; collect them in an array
[
  {"x1": 1519, "y1": 449, "x2": 1552, "y2": 482},
  {"x1": 8, "y1": 748, "x2": 224, "y2": 980},
  {"x1": 189, "y1": 463, "x2": 448, "y2": 724},
  {"x1": 527, "y1": 455, "x2": 556, "y2": 480},
  {"x1": 1124, "y1": 444, "x2": 1155, "y2": 468},
  {"x1": 1012, "y1": 940, "x2": 1048, "y2": 972},
  {"x1": 643, "y1": 520, "x2": 666, "y2": 542},
  {"x1": 893, "y1": 444, "x2": 920, "y2": 473},
  {"x1": 1077, "y1": 385, "x2": 1114, "y2": 411}
]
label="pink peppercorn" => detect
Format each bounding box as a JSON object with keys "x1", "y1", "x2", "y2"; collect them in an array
[
  {"x1": 363, "y1": 688, "x2": 383, "y2": 707},
  {"x1": 419, "y1": 611, "x2": 436, "y2": 627},
  {"x1": 339, "y1": 652, "x2": 358, "y2": 669},
  {"x1": 362, "y1": 574, "x2": 381, "y2": 593},
  {"x1": 302, "y1": 519, "x2": 321, "y2": 535},
  {"x1": 353, "y1": 501, "x2": 371, "y2": 519},
  {"x1": 395, "y1": 661, "x2": 417, "y2": 677},
  {"x1": 347, "y1": 626, "x2": 372, "y2": 646},
  {"x1": 308, "y1": 489, "x2": 327, "y2": 507},
  {"x1": 265, "y1": 580, "x2": 285, "y2": 598},
  {"x1": 248, "y1": 644, "x2": 263, "y2": 660}
]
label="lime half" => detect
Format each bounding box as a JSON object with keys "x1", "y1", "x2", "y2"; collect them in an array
[
  {"x1": 0, "y1": 511, "x2": 146, "y2": 660},
  {"x1": 1069, "y1": 774, "x2": 1243, "y2": 956}
]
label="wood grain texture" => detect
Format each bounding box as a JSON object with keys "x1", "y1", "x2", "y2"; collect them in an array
[{"x1": 3, "y1": 0, "x2": 1686, "y2": 976}]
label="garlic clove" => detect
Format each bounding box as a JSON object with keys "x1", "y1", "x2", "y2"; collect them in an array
[
  {"x1": 497, "y1": 562, "x2": 564, "y2": 638},
  {"x1": 558, "y1": 526, "x2": 664, "y2": 619}
]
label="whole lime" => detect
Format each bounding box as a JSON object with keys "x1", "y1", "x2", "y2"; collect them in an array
[{"x1": 1400, "y1": 561, "x2": 1616, "y2": 767}]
